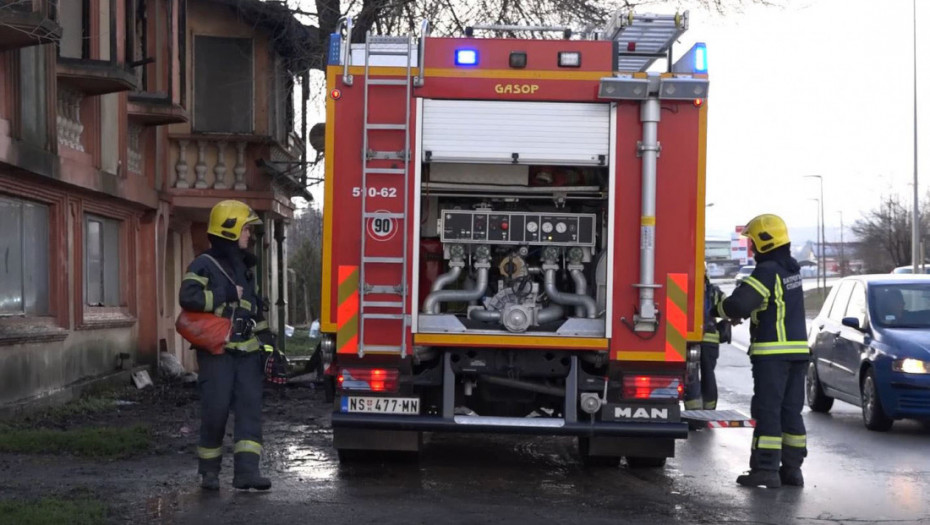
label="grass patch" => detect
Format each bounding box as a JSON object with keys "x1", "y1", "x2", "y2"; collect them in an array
[
  {"x1": 0, "y1": 424, "x2": 151, "y2": 458},
  {"x1": 0, "y1": 495, "x2": 106, "y2": 525},
  {"x1": 286, "y1": 330, "x2": 320, "y2": 357}
]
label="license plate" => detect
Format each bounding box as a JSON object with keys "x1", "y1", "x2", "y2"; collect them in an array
[
  {"x1": 602, "y1": 402, "x2": 680, "y2": 422},
  {"x1": 341, "y1": 396, "x2": 420, "y2": 415}
]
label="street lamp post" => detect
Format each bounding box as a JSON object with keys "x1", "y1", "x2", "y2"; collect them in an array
[
  {"x1": 838, "y1": 211, "x2": 845, "y2": 277},
  {"x1": 809, "y1": 198, "x2": 821, "y2": 293},
  {"x1": 805, "y1": 175, "x2": 826, "y2": 296},
  {"x1": 913, "y1": 0, "x2": 921, "y2": 273}
]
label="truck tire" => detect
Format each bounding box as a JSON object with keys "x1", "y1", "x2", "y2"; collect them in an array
[
  {"x1": 626, "y1": 456, "x2": 667, "y2": 468},
  {"x1": 578, "y1": 437, "x2": 620, "y2": 468},
  {"x1": 806, "y1": 360, "x2": 834, "y2": 413}
]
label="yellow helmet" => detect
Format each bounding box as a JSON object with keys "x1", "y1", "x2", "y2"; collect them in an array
[
  {"x1": 207, "y1": 200, "x2": 262, "y2": 241},
  {"x1": 742, "y1": 213, "x2": 789, "y2": 254}
]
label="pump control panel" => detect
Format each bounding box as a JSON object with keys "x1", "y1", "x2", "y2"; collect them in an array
[{"x1": 440, "y1": 210, "x2": 596, "y2": 247}]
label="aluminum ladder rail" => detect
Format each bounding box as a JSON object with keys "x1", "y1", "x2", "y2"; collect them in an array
[
  {"x1": 604, "y1": 10, "x2": 689, "y2": 72},
  {"x1": 358, "y1": 32, "x2": 415, "y2": 357}
]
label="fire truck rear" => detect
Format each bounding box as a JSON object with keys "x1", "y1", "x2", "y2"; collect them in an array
[{"x1": 319, "y1": 10, "x2": 711, "y2": 466}]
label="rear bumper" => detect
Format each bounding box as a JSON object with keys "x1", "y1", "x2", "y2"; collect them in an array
[{"x1": 331, "y1": 412, "x2": 689, "y2": 439}]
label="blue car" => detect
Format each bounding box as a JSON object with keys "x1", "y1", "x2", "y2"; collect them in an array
[{"x1": 807, "y1": 275, "x2": 930, "y2": 431}]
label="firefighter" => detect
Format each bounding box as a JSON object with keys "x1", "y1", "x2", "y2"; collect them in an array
[
  {"x1": 716, "y1": 214, "x2": 808, "y2": 489},
  {"x1": 179, "y1": 200, "x2": 275, "y2": 491},
  {"x1": 685, "y1": 272, "x2": 727, "y2": 411}
]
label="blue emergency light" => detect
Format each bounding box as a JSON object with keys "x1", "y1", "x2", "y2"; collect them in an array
[
  {"x1": 455, "y1": 49, "x2": 479, "y2": 66},
  {"x1": 693, "y1": 43, "x2": 707, "y2": 73}
]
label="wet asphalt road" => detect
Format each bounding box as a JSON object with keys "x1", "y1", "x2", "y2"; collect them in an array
[
  {"x1": 156, "y1": 342, "x2": 930, "y2": 525},
  {"x1": 147, "y1": 277, "x2": 930, "y2": 524}
]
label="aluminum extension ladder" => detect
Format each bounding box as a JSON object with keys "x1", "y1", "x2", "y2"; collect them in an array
[
  {"x1": 357, "y1": 32, "x2": 415, "y2": 357},
  {"x1": 604, "y1": 11, "x2": 690, "y2": 72}
]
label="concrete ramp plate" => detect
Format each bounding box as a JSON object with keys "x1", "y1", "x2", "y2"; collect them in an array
[{"x1": 681, "y1": 409, "x2": 755, "y2": 428}]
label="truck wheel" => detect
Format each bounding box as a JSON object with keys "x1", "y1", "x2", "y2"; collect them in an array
[
  {"x1": 578, "y1": 437, "x2": 620, "y2": 468},
  {"x1": 861, "y1": 369, "x2": 893, "y2": 432},
  {"x1": 626, "y1": 456, "x2": 667, "y2": 468},
  {"x1": 806, "y1": 361, "x2": 834, "y2": 413}
]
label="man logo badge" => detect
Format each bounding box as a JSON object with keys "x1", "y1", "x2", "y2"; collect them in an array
[{"x1": 615, "y1": 407, "x2": 669, "y2": 420}]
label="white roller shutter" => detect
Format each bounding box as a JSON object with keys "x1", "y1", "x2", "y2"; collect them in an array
[{"x1": 421, "y1": 100, "x2": 610, "y2": 166}]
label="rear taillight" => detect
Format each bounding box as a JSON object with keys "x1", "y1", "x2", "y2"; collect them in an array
[
  {"x1": 337, "y1": 368, "x2": 399, "y2": 392},
  {"x1": 622, "y1": 375, "x2": 683, "y2": 400}
]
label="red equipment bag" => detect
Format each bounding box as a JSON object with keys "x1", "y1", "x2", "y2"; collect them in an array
[{"x1": 175, "y1": 310, "x2": 232, "y2": 355}]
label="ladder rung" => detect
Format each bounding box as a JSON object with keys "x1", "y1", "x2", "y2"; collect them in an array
[
  {"x1": 366, "y1": 285, "x2": 404, "y2": 295},
  {"x1": 368, "y1": 50, "x2": 413, "y2": 57},
  {"x1": 363, "y1": 212, "x2": 405, "y2": 219},
  {"x1": 363, "y1": 168, "x2": 406, "y2": 175},
  {"x1": 363, "y1": 257, "x2": 405, "y2": 264},
  {"x1": 367, "y1": 78, "x2": 409, "y2": 86},
  {"x1": 366, "y1": 123, "x2": 406, "y2": 130},
  {"x1": 362, "y1": 301, "x2": 405, "y2": 308},
  {"x1": 361, "y1": 345, "x2": 405, "y2": 354},
  {"x1": 363, "y1": 314, "x2": 405, "y2": 321},
  {"x1": 368, "y1": 150, "x2": 407, "y2": 161},
  {"x1": 368, "y1": 36, "x2": 411, "y2": 45}
]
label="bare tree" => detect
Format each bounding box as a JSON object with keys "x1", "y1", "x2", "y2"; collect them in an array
[
  {"x1": 851, "y1": 194, "x2": 930, "y2": 273},
  {"x1": 288, "y1": 0, "x2": 778, "y2": 74}
]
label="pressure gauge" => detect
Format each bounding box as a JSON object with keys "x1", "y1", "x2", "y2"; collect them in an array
[
  {"x1": 555, "y1": 222, "x2": 567, "y2": 233},
  {"x1": 526, "y1": 221, "x2": 538, "y2": 233},
  {"x1": 542, "y1": 222, "x2": 553, "y2": 233}
]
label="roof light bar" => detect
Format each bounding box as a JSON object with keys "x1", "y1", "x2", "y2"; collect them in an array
[
  {"x1": 455, "y1": 49, "x2": 479, "y2": 66},
  {"x1": 672, "y1": 42, "x2": 708, "y2": 74}
]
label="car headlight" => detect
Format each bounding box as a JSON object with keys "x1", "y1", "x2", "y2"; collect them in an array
[{"x1": 892, "y1": 358, "x2": 930, "y2": 374}]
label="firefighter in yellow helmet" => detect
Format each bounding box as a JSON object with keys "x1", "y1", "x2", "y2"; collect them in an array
[
  {"x1": 178, "y1": 200, "x2": 275, "y2": 491},
  {"x1": 715, "y1": 214, "x2": 808, "y2": 488}
]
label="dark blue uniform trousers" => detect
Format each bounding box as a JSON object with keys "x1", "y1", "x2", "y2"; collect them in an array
[
  {"x1": 684, "y1": 342, "x2": 719, "y2": 410},
  {"x1": 749, "y1": 358, "x2": 808, "y2": 471},
  {"x1": 196, "y1": 350, "x2": 264, "y2": 475}
]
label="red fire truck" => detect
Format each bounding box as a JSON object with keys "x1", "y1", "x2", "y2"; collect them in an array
[{"x1": 318, "y1": 10, "x2": 716, "y2": 466}]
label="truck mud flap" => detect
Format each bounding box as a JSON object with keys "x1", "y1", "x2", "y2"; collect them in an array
[
  {"x1": 331, "y1": 413, "x2": 688, "y2": 439},
  {"x1": 681, "y1": 409, "x2": 755, "y2": 429}
]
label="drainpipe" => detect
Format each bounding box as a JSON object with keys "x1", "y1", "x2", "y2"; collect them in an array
[
  {"x1": 274, "y1": 220, "x2": 287, "y2": 350},
  {"x1": 634, "y1": 97, "x2": 661, "y2": 332}
]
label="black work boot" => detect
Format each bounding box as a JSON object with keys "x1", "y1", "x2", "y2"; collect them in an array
[
  {"x1": 232, "y1": 453, "x2": 272, "y2": 491},
  {"x1": 780, "y1": 467, "x2": 804, "y2": 487},
  {"x1": 200, "y1": 472, "x2": 220, "y2": 491},
  {"x1": 736, "y1": 469, "x2": 782, "y2": 488}
]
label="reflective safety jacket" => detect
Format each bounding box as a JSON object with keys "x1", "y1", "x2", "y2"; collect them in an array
[
  {"x1": 179, "y1": 250, "x2": 272, "y2": 353},
  {"x1": 703, "y1": 280, "x2": 726, "y2": 344},
  {"x1": 716, "y1": 259, "x2": 808, "y2": 359}
]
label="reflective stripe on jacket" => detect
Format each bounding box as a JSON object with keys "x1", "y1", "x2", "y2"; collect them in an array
[{"x1": 718, "y1": 259, "x2": 808, "y2": 360}]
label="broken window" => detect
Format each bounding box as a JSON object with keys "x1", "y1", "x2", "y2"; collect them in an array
[
  {"x1": 0, "y1": 196, "x2": 49, "y2": 316},
  {"x1": 84, "y1": 214, "x2": 121, "y2": 307},
  {"x1": 193, "y1": 36, "x2": 252, "y2": 133}
]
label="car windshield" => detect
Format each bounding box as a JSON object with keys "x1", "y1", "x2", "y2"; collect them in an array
[
  {"x1": 738, "y1": 266, "x2": 754, "y2": 275},
  {"x1": 870, "y1": 284, "x2": 930, "y2": 328}
]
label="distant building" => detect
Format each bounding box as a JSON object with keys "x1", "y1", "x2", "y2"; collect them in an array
[{"x1": 0, "y1": 0, "x2": 311, "y2": 407}]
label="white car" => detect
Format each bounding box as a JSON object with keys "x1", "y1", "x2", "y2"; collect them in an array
[{"x1": 735, "y1": 265, "x2": 755, "y2": 283}]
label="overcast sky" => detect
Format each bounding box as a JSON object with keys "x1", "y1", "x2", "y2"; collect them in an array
[
  {"x1": 306, "y1": 0, "x2": 928, "y2": 246},
  {"x1": 683, "y1": 0, "x2": 928, "y2": 243}
]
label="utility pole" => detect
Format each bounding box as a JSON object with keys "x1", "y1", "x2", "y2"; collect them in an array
[
  {"x1": 810, "y1": 198, "x2": 821, "y2": 291},
  {"x1": 838, "y1": 211, "x2": 845, "y2": 277},
  {"x1": 805, "y1": 175, "x2": 826, "y2": 297},
  {"x1": 913, "y1": 0, "x2": 921, "y2": 273}
]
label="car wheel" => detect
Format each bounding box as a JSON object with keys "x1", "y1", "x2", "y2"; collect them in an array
[
  {"x1": 806, "y1": 360, "x2": 834, "y2": 413},
  {"x1": 861, "y1": 368, "x2": 894, "y2": 432}
]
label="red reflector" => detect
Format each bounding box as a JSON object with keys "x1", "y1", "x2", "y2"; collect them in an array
[
  {"x1": 338, "y1": 367, "x2": 399, "y2": 392},
  {"x1": 627, "y1": 42, "x2": 636, "y2": 52},
  {"x1": 693, "y1": 98, "x2": 704, "y2": 107},
  {"x1": 331, "y1": 88, "x2": 342, "y2": 100},
  {"x1": 622, "y1": 375, "x2": 681, "y2": 400}
]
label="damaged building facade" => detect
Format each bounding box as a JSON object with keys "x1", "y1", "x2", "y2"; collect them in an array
[{"x1": 0, "y1": 0, "x2": 312, "y2": 407}]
